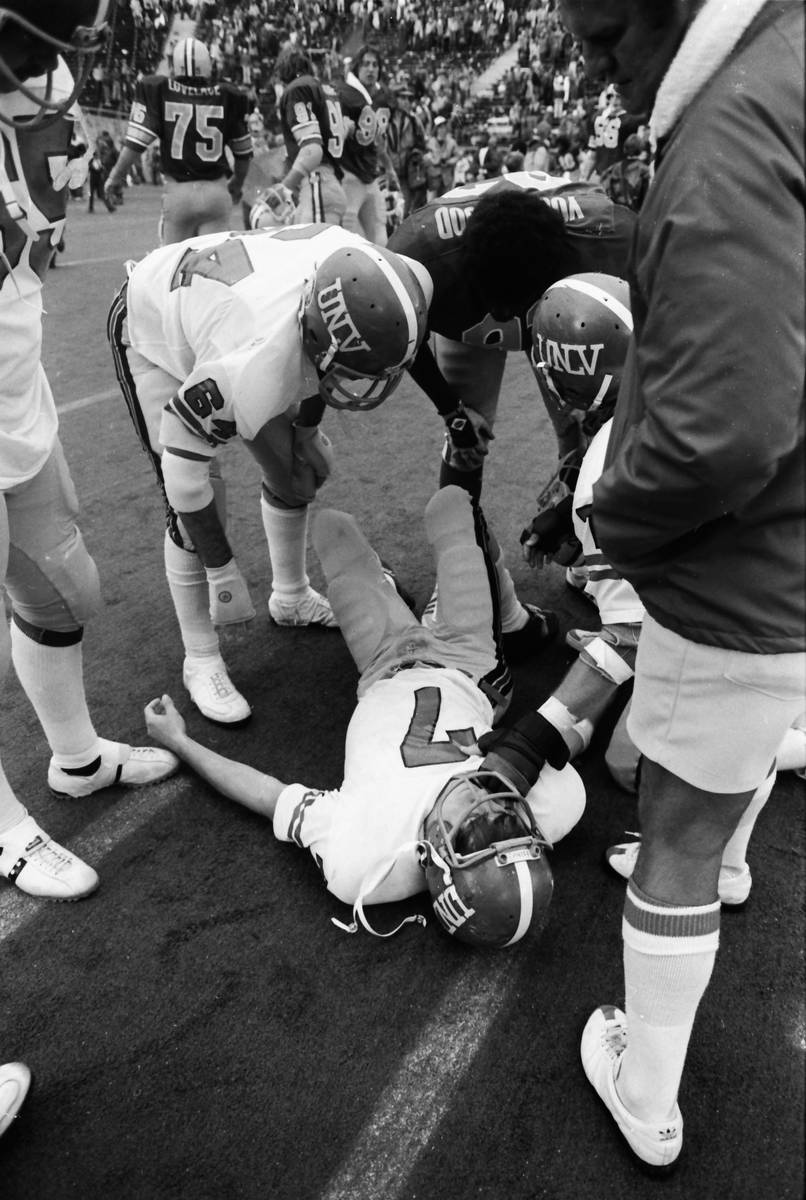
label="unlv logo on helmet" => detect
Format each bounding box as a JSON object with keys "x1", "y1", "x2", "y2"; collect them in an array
[
  {"x1": 317, "y1": 278, "x2": 371, "y2": 355},
  {"x1": 534, "y1": 335, "x2": 605, "y2": 377},
  {"x1": 432, "y1": 884, "x2": 476, "y2": 934}
]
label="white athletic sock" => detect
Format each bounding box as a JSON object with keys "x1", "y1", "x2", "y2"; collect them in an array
[
  {"x1": 618, "y1": 879, "x2": 719, "y2": 1121},
  {"x1": 0, "y1": 760, "x2": 26, "y2": 834},
  {"x1": 10, "y1": 622, "x2": 99, "y2": 764},
  {"x1": 721, "y1": 770, "x2": 775, "y2": 872},
  {"x1": 261, "y1": 497, "x2": 310, "y2": 600},
  {"x1": 494, "y1": 550, "x2": 526, "y2": 633},
  {"x1": 163, "y1": 532, "x2": 220, "y2": 661}
]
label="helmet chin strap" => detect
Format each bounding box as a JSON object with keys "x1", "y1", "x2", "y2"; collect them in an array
[{"x1": 330, "y1": 840, "x2": 428, "y2": 938}]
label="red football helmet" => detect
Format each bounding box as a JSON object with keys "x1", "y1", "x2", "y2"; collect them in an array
[
  {"x1": 299, "y1": 243, "x2": 431, "y2": 410},
  {"x1": 420, "y1": 770, "x2": 553, "y2": 949},
  {"x1": 531, "y1": 273, "x2": 632, "y2": 413},
  {"x1": 0, "y1": 0, "x2": 110, "y2": 128}
]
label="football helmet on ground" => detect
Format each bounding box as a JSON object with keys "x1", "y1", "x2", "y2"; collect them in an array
[
  {"x1": 0, "y1": 0, "x2": 109, "y2": 128},
  {"x1": 421, "y1": 770, "x2": 553, "y2": 948},
  {"x1": 171, "y1": 37, "x2": 212, "y2": 81},
  {"x1": 531, "y1": 273, "x2": 632, "y2": 413},
  {"x1": 300, "y1": 244, "x2": 432, "y2": 410}
]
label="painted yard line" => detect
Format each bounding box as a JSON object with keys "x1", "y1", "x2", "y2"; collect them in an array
[
  {"x1": 320, "y1": 955, "x2": 517, "y2": 1200},
  {"x1": 0, "y1": 780, "x2": 183, "y2": 941},
  {"x1": 57, "y1": 387, "x2": 119, "y2": 414}
]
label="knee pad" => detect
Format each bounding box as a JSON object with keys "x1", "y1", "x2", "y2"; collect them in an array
[
  {"x1": 312, "y1": 509, "x2": 381, "y2": 588},
  {"x1": 580, "y1": 635, "x2": 635, "y2": 686},
  {"x1": 6, "y1": 525, "x2": 102, "y2": 632},
  {"x1": 424, "y1": 485, "x2": 476, "y2": 555}
]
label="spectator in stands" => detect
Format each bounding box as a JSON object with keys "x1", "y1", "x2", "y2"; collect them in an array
[{"x1": 425, "y1": 115, "x2": 459, "y2": 201}]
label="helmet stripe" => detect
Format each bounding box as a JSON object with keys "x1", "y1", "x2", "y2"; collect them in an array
[
  {"x1": 504, "y1": 859, "x2": 534, "y2": 946},
  {"x1": 552, "y1": 276, "x2": 633, "y2": 332},
  {"x1": 351, "y1": 245, "x2": 420, "y2": 369}
]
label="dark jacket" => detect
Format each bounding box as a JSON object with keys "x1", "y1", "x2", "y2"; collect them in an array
[{"x1": 594, "y1": 1, "x2": 805, "y2": 653}]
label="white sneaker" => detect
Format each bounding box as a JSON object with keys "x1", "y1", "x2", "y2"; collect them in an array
[
  {"x1": 420, "y1": 585, "x2": 438, "y2": 629},
  {"x1": 269, "y1": 587, "x2": 338, "y2": 628},
  {"x1": 183, "y1": 657, "x2": 252, "y2": 725},
  {"x1": 0, "y1": 1062, "x2": 31, "y2": 1137},
  {"x1": 48, "y1": 739, "x2": 179, "y2": 798},
  {"x1": 606, "y1": 840, "x2": 752, "y2": 906},
  {"x1": 0, "y1": 816, "x2": 98, "y2": 901},
  {"x1": 581, "y1": 1005, "x2": 683, "y2": 1170}
]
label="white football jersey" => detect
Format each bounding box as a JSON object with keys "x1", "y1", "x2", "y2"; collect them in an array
[
  {"x1": 273, "y1": 665, "x2": 584, "y2": 908},
  {"x1": 125, "y1": 224, "x2": 371, "y2": 448},
  {"x1": 574, "y1": 419, "x2": 644, "y2": 625},
  {"x1": 0, "y1": 60, "x2": 84, "y2": 487}
]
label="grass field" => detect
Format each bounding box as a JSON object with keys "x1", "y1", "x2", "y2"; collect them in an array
[{"x1": 0, "y1": 186, "x2": 803, "y2": 1200}]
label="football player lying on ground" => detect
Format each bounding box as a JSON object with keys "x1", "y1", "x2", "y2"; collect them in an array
[
  {"x1": 518, "y1": 274, "x2": 806, "y2": 908},
  {"x1": 108, "y1": 224, "x2": 431, "y2": 728},
  {"x1": 145, "y1": 486, "x2": 585, "y2": 947},
  {"x1": 387, "y1": 172, "x2": 636, "y2": 664}
]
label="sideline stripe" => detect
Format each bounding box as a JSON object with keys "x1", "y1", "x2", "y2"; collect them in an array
[
  {"x1": 0, "y1": 783, "x2": 181, "y2": 941},
  {"x1": 320, "y1": 955, "x2": 517, "y2": 1200},
  {"x1": 57, "y1": 387, "x2": 119, "y2": 415}
]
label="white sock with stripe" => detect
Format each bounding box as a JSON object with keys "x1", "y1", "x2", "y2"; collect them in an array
[
  {"x1": 618, "y1": 879, "x2": 719, "y2": 1121},
  {"x1": 494, "y1": 550, "x2": 527, "y2": 633}
]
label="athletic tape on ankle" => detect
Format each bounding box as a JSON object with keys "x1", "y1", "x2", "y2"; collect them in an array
[{"x1": 580, "y1": 636, "x2": 635, "y2": 686}]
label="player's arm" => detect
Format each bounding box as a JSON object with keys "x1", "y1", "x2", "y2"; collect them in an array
[
  {"x1": 407, "y1": 339, "x2": 494, "y2": 464},
  {"x1": 226, "y1": 98, "x2": 254, "y2": 202},
  {"x1": 104, "y1": 145, "x2": 144, "y2": 199},
  {"x1": 145, "y1": 695, "x2": 285, "y2": 817},
  {"x1": 106, "y1": 87, "x2": 155, "y2": 198}
]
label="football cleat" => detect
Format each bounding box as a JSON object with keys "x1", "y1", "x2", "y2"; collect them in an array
[
  {"x1": 269, "y1": 588, "x2": 338, "y2": 628},
  {"x1": 0, "y1": 1062, "x2": 32, "y2": 1138},
  {"x1": 502, "y1": 604, "x2": 559, "y2": 663},
  {"x1": 581, "y1": 1005, "x2": 683, "y2": 1170},
  {"x1": 605, "y1": 840, "x2": 752, "y2": 907},
  {"x1": 0, "y1": 816, "x2": 98, "y2": 901},
  {"x1": 48, "y1": 739, "x2": 179, "y2": 798},
  {"x1": 183, "y1": 657, "x2": 252, "y2": 726}
]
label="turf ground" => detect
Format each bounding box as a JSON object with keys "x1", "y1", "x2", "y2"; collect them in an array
[{"x1": 1, "y1": 186, "x2": 804, "y2": 1200}]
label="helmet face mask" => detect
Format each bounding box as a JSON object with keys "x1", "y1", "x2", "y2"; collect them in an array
[
  {"x1": 531, "y1": 273, "x2": 632, "y2": 414},
  {"x1": 420, "y1": 770, "x2": 554, "y2": 949},
  {"x1": 0, "y1": 1, "x2": 110, "y2": 128},
  {"x1": 299, "y1": 245, "x2": 429, "y2": 412}
]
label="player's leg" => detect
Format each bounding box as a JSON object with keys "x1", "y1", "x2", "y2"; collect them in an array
[
  {"x1": 433, "y1": 336, "x2": 503, "y2": 500},
  {"x1": 108, "y1": 292, "x2": 249, "y2": 723},
  {"x1": 295, "y1": 167, "x2": 346, "y2": 226},
  {"x1": 363, "y1": 180, "x2": 388, "y2": 247},
  {"x1": 312, "y1": 507, "x2": 420, "y2": 680},
  {"x1": 4, "y1": 442, "x2": 177, "y2": 803},
  {"x1": 583, "y1": 615, "x2": 806, "y2": 1167},
  {"x1": 423, "y1": 485, "x2": 510, "y2": 717},
  {"x1": 245, "y1": 414, "x2": 336, "y2": 627},
  {"x1": 196, "y1": 179, "x2": 235, "y2": 237},
  {"x1": 340, "y1": 171, "x2": 365, "y2": 237}
]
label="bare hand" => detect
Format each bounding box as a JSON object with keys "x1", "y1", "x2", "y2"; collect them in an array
[{"x1": 145, "y1": 694, "x2": 187, "y2": 750}]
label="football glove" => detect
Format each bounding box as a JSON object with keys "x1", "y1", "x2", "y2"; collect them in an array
[
  {"x1": 291, "y1": 422, "x2": 334, "y2": 504},
  {"x1": 443, "y1": 403, "x2": 494, "y2": 471},
  {"x1": 520, "y1": 494, "x2": 580, "y2": 569},
  {"x1": 205, "y1": 559, "x2": 256, "y2": 626},
  {"x1": 250, "y1": 184, "x2": 295, "y2": 227}
]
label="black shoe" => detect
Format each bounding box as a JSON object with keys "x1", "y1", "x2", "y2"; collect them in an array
[{"x1": 502, "y1": 604, "x2": 559, "y2": 662}]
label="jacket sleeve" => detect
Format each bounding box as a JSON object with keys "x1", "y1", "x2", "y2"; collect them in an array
[{"x1": 593, "y1": 82, "x2": 804, "y2": 576}]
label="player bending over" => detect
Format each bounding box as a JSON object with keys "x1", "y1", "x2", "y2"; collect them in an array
[
  {"x1": 109, "y1": 224, "x2": 431, "y2": 727},
  {"x1": 145, "y1": 487, "x2": 585, "y2": 947}
]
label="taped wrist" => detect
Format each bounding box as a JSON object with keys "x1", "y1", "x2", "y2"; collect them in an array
[
  {"x1": 480, "y1": 711, "x2": 571, "y2": 793},
  {"x1": 580, "y1": 636, "x2": 635, "y2": 685},
  {"x1": 444, "y1": 403, "x2": 478, "y2": 450}
]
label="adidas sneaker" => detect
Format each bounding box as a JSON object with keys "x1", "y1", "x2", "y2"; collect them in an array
[
  {"x1": 183, "y1": 656, "x2": 251, "y2": 725},
  {"x1": 269, "y1": 587, "x2": 338, "y2": 628},
  {"x1": 581, "y1": 1005, "x2": 683, "y2": 1170},
  {"x1": 48, "y1": 739, "x2": 179, "y2": 799},
  {"x1": 0, "y1": 816, "x2": 98, "y2": 900},
  {"x1": 605, "y1": 840, "x2": 752, "y2": 906}
]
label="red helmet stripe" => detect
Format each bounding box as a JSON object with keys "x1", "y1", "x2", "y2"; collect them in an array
[{"x1": 550, "y1": 276, "x2": 633, "y2": 332}]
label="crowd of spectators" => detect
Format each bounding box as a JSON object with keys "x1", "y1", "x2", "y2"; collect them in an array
[{"x1": 77, "y1": 0, "x2": 652, "y2": 213}]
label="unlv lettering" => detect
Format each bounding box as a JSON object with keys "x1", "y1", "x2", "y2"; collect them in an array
[
  {"x1": 317, "y1": 278, "x2": 370, "y2": 354},
  {"x1": 433, "y1": 885, "x2": 476, "y2": 933},
  {"x1": 535, "y1": 334, "x2": 604, "y2": 376}
]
